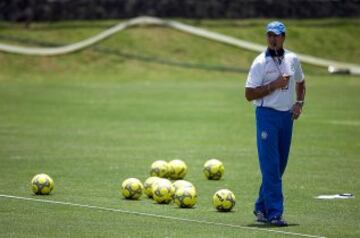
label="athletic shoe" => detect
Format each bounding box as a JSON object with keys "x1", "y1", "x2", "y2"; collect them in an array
[
  {"x1": 253, "y1": 210, "x2": 267, "y2": 223},
  {"x1": 269, "y1": 217, "x2": 288, "y2": 227}
]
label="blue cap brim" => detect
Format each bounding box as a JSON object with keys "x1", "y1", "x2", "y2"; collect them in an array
[{"x1": 267, "y1": 28, "x2": 282, "y2": 35}]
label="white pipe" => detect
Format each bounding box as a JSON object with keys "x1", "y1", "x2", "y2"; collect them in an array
[{"x1": 0, "y1": 16, "x2": 359, "y2": 75}]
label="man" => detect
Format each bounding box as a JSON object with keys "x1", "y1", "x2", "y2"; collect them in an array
[{"x1": 245, "y1": 21, "x2": 306, "y2": 226}]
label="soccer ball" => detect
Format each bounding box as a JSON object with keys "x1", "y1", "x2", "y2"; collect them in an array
[
  {"x1": 203, "y1": 159, "x2": 224, "y2": 180},
  {"x1": 31, "y1": 173, "x2": 54, "y2": 195},
  {"x1": 168, "y1": 159, "x2": 188, "y2": 180},
  {"x1": 150, "y1": 160, "x2": 169, "y2": 178},
  {"x1": 143, "y1": 176, "x2": 161, "y2": 198},
  {"x1": 213, "y1": 189, "x2": 236, "y2": 212},
  {"x1": 174, "y1": 186, "x2": 197, "y2": 208},
  {"x1": 172, "y1": 180, "x2": 194, "y2": 192},
  {"x1": 121, "y1": 178, "x2": 144, "y2": 199},
  {"x1": 152, "y1": 178, "x2": 175, "y2": 204}
]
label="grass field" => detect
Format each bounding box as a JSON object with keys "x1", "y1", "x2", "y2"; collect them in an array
[{"x1": 0, "y1": 18, "x2": 359, "y2": 238}]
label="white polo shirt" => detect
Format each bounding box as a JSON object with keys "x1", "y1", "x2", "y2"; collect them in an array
[{"x1": 245, "y1": 49, "x2": 304, "y2": 111}]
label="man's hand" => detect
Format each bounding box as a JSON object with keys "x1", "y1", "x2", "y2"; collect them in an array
[
  {"x1": 245, "y1": 75, "x2": 292, "y2": 102},
  {"x1": 293, "y1": 80, "x2": 306, "y2": 120},
  {"x1": 291, "y1": 103, "x2": 302, "y2": 120},
  {"x1": 270, "y1": 75, "x2": 290, "y2": 90}
]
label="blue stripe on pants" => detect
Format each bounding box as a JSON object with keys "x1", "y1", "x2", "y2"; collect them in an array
[{"x1": 255, "y1": 106, "x2": 293, "y2": 220}]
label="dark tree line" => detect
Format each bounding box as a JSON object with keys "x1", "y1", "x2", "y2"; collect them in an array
[{"x1": 0, "y1": 0, "x2": 359, "y2": 22}]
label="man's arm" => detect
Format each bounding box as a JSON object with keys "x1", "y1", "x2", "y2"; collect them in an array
[
  {"x1": 296, "y1": 80, "x2": 306, "y2": 102},
  {"x1": 292, "y1": 80, "x2": 306, "y2": 120},
  {"x1": 245, "y1": 75, "x2": 290, "y2": 101}
]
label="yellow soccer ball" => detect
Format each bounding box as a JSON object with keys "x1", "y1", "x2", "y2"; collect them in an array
[
  {"x1": 213, "y1": 189, "x2": 236, "y2": 212},
  {"x1": 203, "y1": 159, "x2": 224, "y2": 180},
  {"x1": 168, "y1": 159, "x2": 188, "y2": 180},
  {"x1": 174, "y1": 186, "x2": 197, "y2": 208},
  {"x1": 172, "y1": 180, "x2": 194, "y2": 192},
  {"x1": 152, "y1": 178, "x2": 175, "y2": 204},
  {"x1": 143, "y1": 176, "x2": 161, "y2": 198},
  {"x1": 31, "y1": 173, "x2": 54, "y2": 195},
  {"x1": 150, "y1": 160, "x2": 169, "y2": 178},
  {"x1": 121, "y1": 178, "x2": 144, "y2": 200}
]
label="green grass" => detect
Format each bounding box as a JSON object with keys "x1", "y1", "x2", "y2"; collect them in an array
[{"x1": 0, "y1": 18, "x2": 359, "y2": 238}]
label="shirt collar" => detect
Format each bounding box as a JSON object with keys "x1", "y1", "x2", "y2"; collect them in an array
[{"x1": 265, "y1": 48, "x2": 285, "y2": 58}]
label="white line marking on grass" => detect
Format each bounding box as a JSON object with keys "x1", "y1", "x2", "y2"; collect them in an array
[
  {"x1": 0, "y1": 194, "x2": 326, "y2": 238},
  {"x1": 325, "y1": 120, "x2": 360, "y2": 127}
]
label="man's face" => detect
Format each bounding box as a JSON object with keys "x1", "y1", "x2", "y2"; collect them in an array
[{"x1": 267, "y1": 32, "x2": 285, "y2": 50}]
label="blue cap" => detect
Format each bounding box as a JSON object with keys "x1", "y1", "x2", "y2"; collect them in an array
[{"x1": 266, "y1": 21, "x2": 286, "y2": 35}]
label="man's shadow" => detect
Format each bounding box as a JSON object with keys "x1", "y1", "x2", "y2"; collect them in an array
[{"x1": 247, "y1": 223, "x2": 299, "y2": 228}]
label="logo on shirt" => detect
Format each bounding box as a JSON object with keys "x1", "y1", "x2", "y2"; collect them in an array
[
  {"x1": 261, "y1": 131, "x2": 268, "y2": 140},
  {"x1": 291, "y1": 63, "x2": 295, "y2": 73},
  {"x1": 265, "y1": 69, "x2": 277, "y2": 75}
]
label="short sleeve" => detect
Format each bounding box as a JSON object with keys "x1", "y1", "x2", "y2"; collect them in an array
[
  {"x1": 293, "y1": 57, "x2": 304, "y2": 82},
  {"x1": 245, "y1": 60, "x2": 264, "y2": 88}
]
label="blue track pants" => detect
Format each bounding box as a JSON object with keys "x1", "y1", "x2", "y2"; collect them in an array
[{"x1": 255, "y1": 106, "x2": 293, "y2": 220}]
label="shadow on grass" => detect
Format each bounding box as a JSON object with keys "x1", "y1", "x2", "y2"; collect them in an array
[
  {"x1": 121, "y1": 198, "x2": 143, "y2": 202},
  {"x1": 173, "y1": 206, "x2": 196, "y2": 210},
  {"x1": 209, "y1": 210, "x2": 236, "y2": 214},
  {"x1": 247, "y1": 223, "x2": 299, "y2": 228}
]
